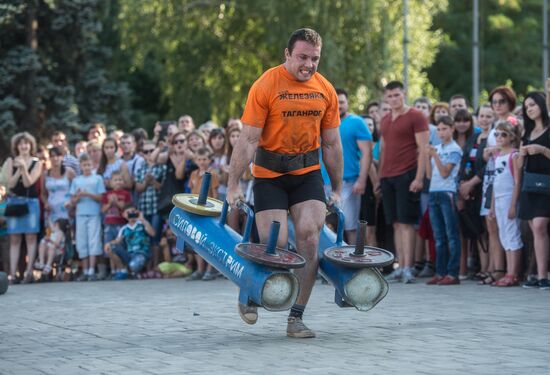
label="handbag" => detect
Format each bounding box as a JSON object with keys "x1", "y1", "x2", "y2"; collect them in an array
[
  {"x1": 521, "y1": 158, "x2": 550, "y2": 196},
  {"x1": 5, "y1": 197, "x2": 29, "y2": 217}
]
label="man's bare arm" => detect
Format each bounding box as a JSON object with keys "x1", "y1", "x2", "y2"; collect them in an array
[
  {"x1": 227, "y1": 124, "x2": 262, "y2": 205},
  {"x1": 321, "y1": 127, "x2": 343, "y2": 196},
  {"x1": 353, "y1": 140, "x2": 372, "y2": 195},
  {"x1": 410, "y1": 130, "x2": 430, "y2": 192}
]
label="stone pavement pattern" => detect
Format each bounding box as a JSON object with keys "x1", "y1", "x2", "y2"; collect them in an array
[{"x1": 1, "y1": 278, "x2": 549, "y2": 375}]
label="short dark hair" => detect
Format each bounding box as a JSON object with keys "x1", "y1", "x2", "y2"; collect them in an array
[
  {"x1": 384, "y1": 81, "x2": 404, "y2": 91},
  {"x1": 336, "y1": 88, "x2": 348, "y2": 98},
  {"x1": 436, "y1": 115, "x2": 454, "y2": 127},
  {"x1": 195, "y1": 147, "x2": 212, "y2": 158},
  {"x1": 450, "y1": 94, "x2": 469, "y2": 108},
  {"x1": 287, "y1": 28, "x2": 322, "y2": 54},
  {"x1": 413, "y1": 97, "x2": 432, "y2": 108},
  {"x1": 366, "y1": 101, "x2": 379, "y2": 113}
]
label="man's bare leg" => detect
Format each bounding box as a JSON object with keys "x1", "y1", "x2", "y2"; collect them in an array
[
  {"x1": 238, "y1": 209, "x2": 288, "y2": 324},
  {"x1": 283, "y1": 200, "x2": 326, "y2": 338}
]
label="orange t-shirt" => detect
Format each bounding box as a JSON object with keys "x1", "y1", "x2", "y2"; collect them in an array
[
  {"x1": 189, "y1": 169, "x2": 220, "y2": 199},
  {"x1": 241, "y1": 64, "x2": 340, "y2": 178}
]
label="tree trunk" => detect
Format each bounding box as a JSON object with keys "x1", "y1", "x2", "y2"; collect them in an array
[{"x1": 21, "y1": 1, "x2": 38, "y2": 134}]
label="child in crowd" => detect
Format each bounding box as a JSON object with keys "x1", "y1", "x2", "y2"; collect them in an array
[
  {"x1": 488, "y1": 121, "x2": 524, "y2": 286},
  {"x1": 69, "y1": 154, "x2": 106, "y2": 281},
  {"x1": 104, "y1": 204, "x2": 156, "y2": 280},
  {"x1": 187, "y1": 147, "x2": 220, "y2": 281},
  {"x1": 101, "y1": 171, "x2": 132, "y2": 279},
  {"x1": 426, "y1": 116, "x2": 463, "y2": 285},
  {"x1": 157, "y1": 226, "x2": 192, "y2": 278},
  {"x1": 208, "y1": 128, "x2": 228, "y2": 201},
  {"x1": 135, "y1": 140, "x2": 167, "y2": 273},
  {"x1": 34, "y1": 218, "x2": 71, "y2": 279},
  {"x1": 0, "y1": 185, "x2": 9, "y2": 273}
]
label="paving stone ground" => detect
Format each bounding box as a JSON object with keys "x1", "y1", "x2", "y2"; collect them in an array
[{"x1": 1, "y1": 277, "x2": 549, "y2": 375}]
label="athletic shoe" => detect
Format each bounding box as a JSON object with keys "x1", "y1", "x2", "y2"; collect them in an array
[
  {"x1": 202, "y1": 271, "x2": 216, "y2": 281},
  {"x1": 238, "y1": 303, "x2": 258, "y2": 325},
  {"x1": 287, "y1": 317, "x2": 316, "y2": 338},
  {"x1": 113, "y1": 271, "x2": 129, "y2": 281},
  {"x1": 402, "y1": 268, "x2": 416, "y2": 284},
  {"x1": 385, "y1": 268, "x2": 402, "y2": 283},
  {"x1": 538, "y1": 279, "x2": 550, "y2": 290},
  {"x1": 76, "y1": 274, "x2": 88, "y2": 282},
  {"x1": 186, "y1": 271, "x2": 204, "y2": 281},
  {"x1": 87, "y1": 274, "x2": 98, "y2": 282},
  {"x1": 523, "y1": 279, "x2": 540, "y2": 289},
  {"x1": 418, "y1": 264, "x2": 435, "y2": 278}
]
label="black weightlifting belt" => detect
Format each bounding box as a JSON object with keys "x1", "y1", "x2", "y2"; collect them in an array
[{"x1": 254, "y1": 147, "x2": 320, "y2": 174}]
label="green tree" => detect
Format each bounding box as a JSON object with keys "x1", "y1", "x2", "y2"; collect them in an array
[
  {"x1": 428, "y1": 0, "x2": 545, "y2": 107},
  {"x1": 0, "y1": 0, "x2": 132, "y2": 158},
  {"x1": 115, "y1": 0, "x2": 447, "y2": 126}
]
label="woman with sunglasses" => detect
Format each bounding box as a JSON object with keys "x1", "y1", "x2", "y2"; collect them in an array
[
  {"x1": 519, "y1": 92, "x2": 550, "y2": 289},
  {"x1": 157, "y1": 131, "x2": 189, "y2": 219},
  {"x1": 479, "y1": 87, "x2": 517, "y2": 285}
]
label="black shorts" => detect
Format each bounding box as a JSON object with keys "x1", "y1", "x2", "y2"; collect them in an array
[
  {"x1": 253, "y1": 170, "x2": 326, "y2": 212},
  {"x1": 360, "y1": 177, "x2": 376, "y2": 225},
  {"x1": 380, "y1": 169, "x2": 420, "y2": 225}
]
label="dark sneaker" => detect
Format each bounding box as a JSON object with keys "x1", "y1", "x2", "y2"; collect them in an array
[
  {"x1": 87, "y1": 274, "x2": 98, "y2": 282},
  {"x1": 238, "y1": 303, "x2": 258, "y2": 325},
  {"x1": 202, "y1": 271, "x2": 216, "y2": 281},
  {"x1": 287, "y1": 317, "x2": 316, "y2": 338},
  {"x1": 538, "y1": 279, "x2": 550, "y2": 290},
  {"x1": 523, "y1": 278, "x2": 540, "y2": 289},
  {"x1": 418, "y1": 264, "x2": 435, "y2": 278},
  {"x1": 76, "y1": 274, "x2": 88, "y2": 282},
  {"x1": 113, "y1": 271, "x2": 129, "y2": 281},
  {"x1": 186, "y1": 271, "x2": 204, "y2": 281}
]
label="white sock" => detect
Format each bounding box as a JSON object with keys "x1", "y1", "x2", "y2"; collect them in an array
[{"x1": 88, "y1": 267, "x2": 95, "y2": 275}]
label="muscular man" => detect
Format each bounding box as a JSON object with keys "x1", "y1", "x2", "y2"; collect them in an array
[
  {"x1": 227, "y1": 28, "x2": 343, "y2": 338},
  {"x1": 378, "y1": 81, "x2": 429, "y2": 284}
]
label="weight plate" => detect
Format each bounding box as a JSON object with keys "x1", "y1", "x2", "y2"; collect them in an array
[
  {"x1": 235, "y1": 243, "x2": 306, "y2": 269},
  {"x1": 172, "y1": 194, "x2": 224, "y2": 216},
  {"x1": 323, "y1": 245, "x2": 394, "y2": 268}
]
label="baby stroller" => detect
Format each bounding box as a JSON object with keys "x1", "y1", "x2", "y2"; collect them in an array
[{"x1": 41, "y1": 238, "x2": 75, "y2": 282}]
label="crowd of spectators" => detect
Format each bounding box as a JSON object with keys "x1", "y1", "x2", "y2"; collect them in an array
[{"x1": 0, "y1": 81, "x2": 549, "y2": 290}]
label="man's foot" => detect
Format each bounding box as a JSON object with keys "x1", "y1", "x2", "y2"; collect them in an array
[
  {"x1": 402, "y1": 268, "x2": 416, "y2": 284},
  {"x1": 538, "y1": 279, "x2": 550, "y2": 290},
  {"x1": 426, "y1": 275, "x2": 443, "y2": 285},
  {"x1": 202, "y1": 271, "x2": 216, "y2": 281},
  {"x1": 523, "y1": 278, "x2": 540, "y2": 289},
  {"x1": 418, "y1": 263, "x2": 435, "y2": 278},
  {"x1": 238, "y1": 303, "x2": 258, "y2": 325},
  {"x1": 438, "y1": 275, "x2": 460, "y2": 285},
  {"x1": 287, "y1": 317, "x2": 316, "y2": 338},
  {"x1": 385, "y1": 268, "x2": 402, "y2": 283},
  {"x1": 186, "y1": 271, "x2": 204, "y2": 281}
]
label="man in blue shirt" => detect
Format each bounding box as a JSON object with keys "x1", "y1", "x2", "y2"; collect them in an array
[{"x1": 336, "y1": 89, "x2": 373, "y2": 244}]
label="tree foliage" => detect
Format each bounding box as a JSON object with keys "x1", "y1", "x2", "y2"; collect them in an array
[
  {"x1": 0, "y1": 0, "x2": 132, "y2": 158},
  {"x1": 116, "y1": 0, "x2": 447, "y2": 126},
  {"x1": 428, "y1": 0, "x2": 545, "y2": 107}
]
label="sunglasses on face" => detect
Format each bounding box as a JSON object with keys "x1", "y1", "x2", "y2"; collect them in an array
[
  {"x1": 142, "y1": 149, "x2": 155, "y2": 154},
  {"x1": 172, "y1": 139, "x2": 186, "y2": 145},
  {"x1": 494, "y1": 131, "x2": 509, "y2": 138},
  {"x1": 492, "y1": 99, "x2": 507, "y2": 105}
]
